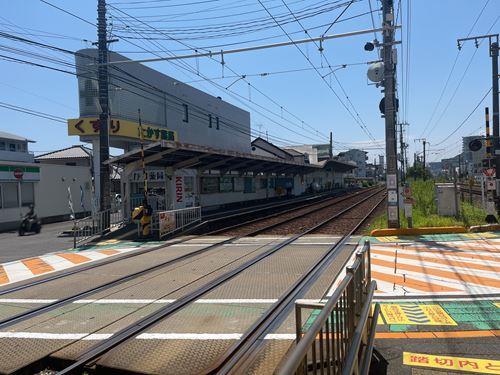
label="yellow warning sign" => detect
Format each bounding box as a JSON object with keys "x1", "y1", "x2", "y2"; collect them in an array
[
  {"x1": 380, "y1": 304, "x2": 456, "y2": 325},
  {"x1": 403, "y1": 352, "x2": 500, "y2": 374}
]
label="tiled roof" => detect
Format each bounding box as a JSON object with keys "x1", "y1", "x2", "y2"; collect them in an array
[{"x1": 36, "y1": 145, "x2": 92, "y2": 160}]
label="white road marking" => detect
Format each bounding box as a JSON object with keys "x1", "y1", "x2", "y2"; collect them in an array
[{"x1": 0, "y1": 332, "x2": 297, "y2": 340}]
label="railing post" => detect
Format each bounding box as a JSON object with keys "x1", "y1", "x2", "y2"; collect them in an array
[{"x1": 295, "y1": 302, "x2": 302, "y2": 344}]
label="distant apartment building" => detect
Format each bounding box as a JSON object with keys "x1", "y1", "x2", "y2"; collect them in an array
[
  {"x1": 336, "y1": 149, "x2": 368, "y2": 178},
  {"x1": 283, "y1": 144, "x2": 331, "y2": 164}
]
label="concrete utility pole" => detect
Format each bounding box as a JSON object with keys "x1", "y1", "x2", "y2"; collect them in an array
[
  {"x1": 398, "y1": 122, "x2": 408, "y2": 183},
  {"x1": 382, "y1": 0, "x2": 400, "y2": 228},
  {"x1": 457, "y1": 33, "x2": 499, "y2": 214},
  {"x1": 97, "y1": 0, "x2": 111, "y2": 213},
  {"x1": 329, "y1": 131, "x2": 333, "y2": 158},
  {"x1": 414, "y1": 138, "x2": 427, "y2": 179}
]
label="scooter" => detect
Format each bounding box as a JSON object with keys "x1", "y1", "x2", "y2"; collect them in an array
[{"x1": 19, "y1": 216, "x2": 42, "y2": 236}]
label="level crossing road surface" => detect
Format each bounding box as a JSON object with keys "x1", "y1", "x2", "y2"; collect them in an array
[
  {"x1": 0, "y1": 220, "x2": 76, "y2": 263},
  {"x1": 0, "y1": 235, "x2": 360, "y2": 374},
  {"x1": 371, "y1": 231, "x2": 500, "y2": 374}
]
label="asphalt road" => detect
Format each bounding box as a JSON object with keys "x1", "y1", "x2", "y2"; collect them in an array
[{"x1": 0, "y1": 220, "x2": 75, "y2": 263}]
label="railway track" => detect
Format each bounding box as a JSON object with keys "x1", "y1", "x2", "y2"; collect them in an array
[
  {"x1": 0, "y1": 188, "x2": 377, "y2": 328},
  {"x1": 0, "y1": 187, "x2": 384, "y2": 374},
  {"x1": 0, "y1": 188, "x2": 362, "y2": 298}
]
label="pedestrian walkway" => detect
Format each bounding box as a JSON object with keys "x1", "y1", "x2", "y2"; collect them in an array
[
  {"x1": 369, "y1": 231, "x2": 500, "y2": 374},
  {"x1": 0, "y1": 240, "x2": 165, "y2": 286}
]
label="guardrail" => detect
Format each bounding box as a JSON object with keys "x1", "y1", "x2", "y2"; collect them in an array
[
  {"x1": 73, "y1": 208, "x2": 124, "y2": 247},
  {"x1": 157, "y1": 206, "x2": 202, "y2": 239},
  {"x1": 278, "y1": 240, "x2": 379, "y2": 375}
]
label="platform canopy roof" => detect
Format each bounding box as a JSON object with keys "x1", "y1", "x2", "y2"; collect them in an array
[{"x1": 106, "y1": 140, "x2": 355, "y2": 174}]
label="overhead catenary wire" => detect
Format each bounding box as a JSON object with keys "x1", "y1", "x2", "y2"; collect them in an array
[
  {"x1": 255, "y1": 0, "x2": 378, "y2": 143},
  {"x1": 107, "y1": 3, "x2": 333, "y2": 141},
  {"x1": 36, "y1": 0, "x2": 331, "y2": 144}
]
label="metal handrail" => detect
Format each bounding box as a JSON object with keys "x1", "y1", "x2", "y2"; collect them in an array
[
  {"x1": 359, "y1": 303, "x2": 381, "y2": 375},
  {"x1": 278, "y1": 240, "x2": 377, "y2": 375},
  {"x1": 342, "y1": 281, "x2": 377, "y2": 375}
]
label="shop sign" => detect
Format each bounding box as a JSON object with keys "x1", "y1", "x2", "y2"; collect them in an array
[
  {"x1": 68, "y1": 117, "x2": 177, "y2": 142},
  {"x1": 131, "y1": 170, "x2": 165, "y2": 182},
  {"x1": 0, "y1": 165, "x2": 40, "y2": 181},
  {"x1": 175, "y1": 176, "x2": 183, "y2": 203},
  {"x1": 13, "y1": 168, "x2": 23, "y2": 179}
]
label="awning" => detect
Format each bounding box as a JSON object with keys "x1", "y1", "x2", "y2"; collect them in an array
[{"x1": 106, "y1": 140, "x2": 356, "y2": 175}]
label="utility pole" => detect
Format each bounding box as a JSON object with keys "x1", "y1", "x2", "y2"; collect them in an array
[
  {"x1": 382, "y1": 0, "x2": 399, "y2": 228},
  {"x1": 457, "y1": 33, "x2": 499, "y2": 214},
  {"x1": 329, "y1": 131, "x2": 333, "y2": 158},
  {"x1": 414, "y1": 138, "x2": 427, "y2": 179},
  {"x1": 398, "y1": 122, "x2": 408, "y2": 183},
  {"x1": 97, "y1": 0, "x2": 111, "y2": 214}
]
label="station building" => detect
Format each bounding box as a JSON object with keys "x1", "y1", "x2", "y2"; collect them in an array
[{"x1": 69, "y1": 49, "x2": 355, "y2": 215}]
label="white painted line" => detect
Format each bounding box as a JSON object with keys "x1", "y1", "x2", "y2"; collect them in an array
[
  {"x1": 0, "y1": 298, "x2": 281, "y2": 305},
  {"x1": 39, "y1": 254, "x2": 75, "y2": 270},
  {"x1": 0, "y1": 332, "x2": 86, "y2": 340},
  {"x1": 2, "y1": 261, "x2": 34, "y2": 282},
  {"x1": 0, "y1": 332, "x2": 298, "y2": 341},
  {"x1": 373, "y1": 296, "x2": 500, "y2": 302},
  {"x1": 136, "y1": 333, "x2": 242, "y2": 340},
  {"x1": 0, "y1": 299, "x2": 57, "y2": 304}
]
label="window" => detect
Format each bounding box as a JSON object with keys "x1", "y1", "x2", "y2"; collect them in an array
[
  {"x1": 0, "y1": 141, "x2": 5, "y2": 150},
  {"x1": 66, "y1": 162, "x2": 77, "y2": 166},
  {"x1": 216, "y1": 117, "x2": 220, "y2": 130},
  {"x1": 182, "y1": 104, "x2": 189, "y2": 123},
  {"x1": 9, "y1": 143, "x2": 16, "y2": 152},
  {"x1": 208, "y1": 114, "x2": 212, "y2": 128},
  {"x1": 3, "y1": 183, "x2": 18, "y2": 208},
  {"x1": 21, "y1": 183, "x2": 34, "y2": 206}
]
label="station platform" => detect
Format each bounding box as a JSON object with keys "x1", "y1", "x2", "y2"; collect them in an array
[{"x1": 369, "y1": 231, "x2": 500, "y2": 374}]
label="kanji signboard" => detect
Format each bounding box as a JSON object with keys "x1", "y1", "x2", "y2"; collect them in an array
[
  {"x1": 380, "y1": 304, "x2": 456, "y2": 325},
  {"x1": 68, "y1": 117, "x2": 177, "y2": 142},
  {"x1": 403, "y1": 352, "x2": 500, "y2": 374}
]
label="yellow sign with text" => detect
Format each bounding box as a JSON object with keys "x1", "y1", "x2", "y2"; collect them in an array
[
  {"x1": 404, "y1": 352, "x2": 500, "y2": 374},
  {"x1": 380, "y1": 304, "x2": 456, "y2": 325},
  {"x1": 67, "y1": 117, "x2": 177, "y2": 142}
]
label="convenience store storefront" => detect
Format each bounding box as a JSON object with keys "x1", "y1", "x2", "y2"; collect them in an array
[{"x1": 0, "y1": 163, "x2": 39, "y2": 230}]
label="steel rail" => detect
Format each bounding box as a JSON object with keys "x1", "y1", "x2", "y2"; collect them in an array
[
  {"x1": 0, "y1": 189, "x2": 361, "y2": 297},
  {"x1": 188, "y1": 188, "x2": 363, "y2": 235},
  {"x1": 0, "y1": 189, "x2": 377, "y2": 330},
  {"x1": 55, "y1": 188, "x2": 383, "y2": 374},
  {"x1": 208, "y1": 191, "x2": 385, "y2": 374},
  {"x1": 210, "y1": 186, "x2": 382, "y2": 235}
]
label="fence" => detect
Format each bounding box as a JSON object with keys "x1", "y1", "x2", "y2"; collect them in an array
[
  {"x1": 73, "y1": 208, "x2": 124, "y2": 247},
  {"x1": 278, "y1": 240, "x2": 379, "y2": 375},
  {"x1": 156, "y1": 206, "x2": 202, "y2": 239}
]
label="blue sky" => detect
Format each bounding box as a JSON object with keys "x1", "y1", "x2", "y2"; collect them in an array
[{"x1": 0, "y1": 0, "x2": 498, "y2": 163}]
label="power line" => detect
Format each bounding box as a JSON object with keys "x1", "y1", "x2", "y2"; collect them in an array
[
  {"x1": 0, "y1": 101, "x2": 67, "y2": 123},
  {"x1": 433, "y1": 86, "x2": 492, "y2": 147},
  {"x1": 256, "y1": 0, "x2": 378, "y2": 143},
  {"x1": 108, "y1": 3, "x2": 332, "y2": 141}
]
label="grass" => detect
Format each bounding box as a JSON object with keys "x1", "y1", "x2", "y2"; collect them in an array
[{"x1": 365, "y1": 179, "x2": 489, "y2": 233}]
